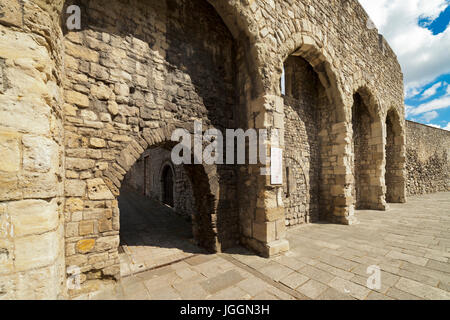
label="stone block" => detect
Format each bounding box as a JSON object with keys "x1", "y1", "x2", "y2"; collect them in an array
[
  {"x1": 65, "y1": 198, "x2": 83, "y2": 213},
  {"x1": 65, "y1": 222, "x2": 78, "y2": 238},
  {"x1": 0, "y1": 0, "x2": 23, "y2": 27},
  {"x1": 0, "y1": 171, "x2": 20, "y2": 201},
  {"x1": 65, "y1": 42, "x2": 99, "y2": 63},
  {"x1": 76, "y1": 239, "x2": 96, "y2": 254},
  {"x1": 66, "y1": 254, "x2": 88, "y2": 267},
  {"x1": 89, "y1": 137, "x2": 106, "y2": 148},
  {"x1": 0, "y1": 131, "x2": 20, "y2": 172},
  {"x1": 14, "y1": 231, "x2": 60, "y2": 272},
  {"x1": 255, "y1": 207, "x2": 284, "y2": 222},
  {"x1": 9, "y1": 199, "x2": 59, "y2": 237},
  {"x1": 265, "y1": 239, "x2": 290, "y2": 257},
  {"x1": 15, "y1": 264, "x2": 61, "y2": 300},
  {"x1": 0, "y1": 97, "x2": 51, "y2": 135},
  {"x1": 98, "y1": 218, "x2": 112, "y2": 232},
  {"x1": 253, "y1": 221, "x2": 276, "y2": 243},
  {"x1": 66, "y1": 158, "x2": 96, "y2": 171},
  {"x1": 107, "y1": 101, "x2": 119, "y2": 116},
  {"x1": 94, "y1": 235, "x2": 119, "y2": 252},
  {"x1": 79, "y1": 221, "x2": 94, "y2": 236},
  {"x1": 65, "y1": 90, "x2": 90, "y2": 108},
  {"x1": 90, "y1": 84, "x2": 112, "y2": 100},
  {"x1": 20, "y1": 171, "x2": 59, "y2": 199},
  {"x1": 65, "y1": 179, "x2": 86, "y2": 197},
  {"x1": 80, "y1": 110, "x2": 98, "y2": 121},
  {"x1": 0, "y1": 239, "x2": 14, "y2": 275},
  {"x1": 86, "y1": 178, "x2": 114, "y2": 200},
  {"x1": 22, "y1": 135, "x2": 58, "y2": 173}
]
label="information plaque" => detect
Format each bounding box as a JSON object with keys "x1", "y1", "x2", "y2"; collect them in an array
[{"x1": 270, "y1": 147, "x2": 283, "y2": 185}]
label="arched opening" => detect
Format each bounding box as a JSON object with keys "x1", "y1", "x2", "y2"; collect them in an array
[
  {"x1": 352, "y1": 92, "x2": 371, "y2": 209},
  {"x1": 62, "y1": 0, "x2": 241, "y2": 291},
  {"x1": 282, "y1": 55, "x2": 324, "y2": 225},
  {"x1": 279, "y1": 40, "x2": 356, "y2": 226},
  {"x1": 385, "y1": 109, "x2": 405, "y2": 203},
  {"x1": 119, "y1": 145, "x2": 203, "y2": 276},
  {"x1": 351, "y1": 89, "x2": 385, "y2": 210},
  {"x1": 161, "y1": 164, "x2": 174, "y2": 207}
]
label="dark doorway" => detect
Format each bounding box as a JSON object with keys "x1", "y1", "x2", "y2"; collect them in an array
[
  {"x1": 143, "y1": 156, "x2": 149, "y2": 196},
  {"x1": 162, "y1": 165, "x2": 174, "y2": 207}
]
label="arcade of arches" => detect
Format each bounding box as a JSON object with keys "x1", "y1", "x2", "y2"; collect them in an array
[{"x1": 0, "y1": 0, "x2": 421, "y2": 299}]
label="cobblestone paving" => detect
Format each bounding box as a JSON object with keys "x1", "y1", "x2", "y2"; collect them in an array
[{"x1": 83, "y1": 192, "x2": 450, "y2": 300}]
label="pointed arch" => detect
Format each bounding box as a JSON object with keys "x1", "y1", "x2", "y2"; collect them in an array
[
  {"x1": 352, "y1": 86, "x2": 386, "y2": 210},
  {"x1": 385, "y1": 107, "x2": 406, "y2": 203},
  {"x1": 278, "y1": 34, "x2": 356, "y2": 225}
]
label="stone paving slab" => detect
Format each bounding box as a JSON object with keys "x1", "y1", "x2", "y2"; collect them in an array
[
  {"x1": 118, "y1": 188, "x2": 204, "y2": 277},
  {"x1": 83, "y1": 192, "x2": 450, "y2": 300}
]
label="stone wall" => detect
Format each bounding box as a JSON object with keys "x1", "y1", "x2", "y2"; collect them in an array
[
  {"x1": 122, "y1": 147, "x2": 195, "y2": 218},
  {"x1": 0, "y1": 0, "x2": 66, "y2": 299},
  {"x1": 352, "y1": 92, "x2": 374, "y2": 209},
  {"x1": 282, "y1": 56, "x2": 321, "y2": 226},
  {"x1": 406, "y1": 121, "x2": 450, "y2": 196},
  {"x1": 0, "y1": 0, "x2": 408, "y2": 299},
  {"x1": 61, "y1": 0, "x2": 239, "y2": 294}
]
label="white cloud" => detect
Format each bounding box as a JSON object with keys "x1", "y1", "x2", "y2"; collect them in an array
[
  {"x1": 426, "y1": 122, "x2": 450, "y2": 131},
  {"x1": 359, "y1": 0, "x2": 450, "y2": 92},
  {"x1": 405, "y1": 104, "x2": 414, "y2": 117},
  {"x1": 422, "y1": 110, "x2": 439, "y2": 122},
  {"x1": 406, "y1": 87, "x2": 421, "y2": 99},
  {"x1": 410, "y1": 95, "x2": 450, "y2": 115},
  {"x1": 427, "y1": 123, "x2": 443, "y2": 129},
  {"x1": 409, "y1": 81, "x2": 450, "y2": 115},
  {"x1": 420, "y1": 82, "x2": 443, "y2": 99}
]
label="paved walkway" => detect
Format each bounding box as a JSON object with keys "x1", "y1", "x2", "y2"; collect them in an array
[
  {"x1": 118, "y1": 188, "x2": 203, "y2": 276},
  {"x1": 83, "y1": 192, "x2": 450, "y2": 300}
]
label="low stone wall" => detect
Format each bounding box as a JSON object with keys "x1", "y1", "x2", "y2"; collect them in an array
[{"x1": 406, "y1": 121, "x2": 450, "y2": 196}]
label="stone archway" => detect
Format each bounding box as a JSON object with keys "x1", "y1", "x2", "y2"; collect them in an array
[
  {"x1": 160, "y1": 163, "x2": 175, "y2": 207},
  {"x1": 282, "y1": 55, "x2": 322, "y2": 226},
  {"x1": 277, "y1": 35, "x2": 356, "y2": 226},
  {"x1": 1, "y1": 0, "x2": 409, "y2": 300},
  {"x1": 351, "y1": 87, "x2": 386, "y2": 210},
  {"x1": 385, "y1": 108, "x2": 406, "y2": 203},
  {"x1": 61, "y1": 0, "x2": 246, "y2": 295},
  {"x1": 116, "y1": 134, "x2": 220, "y2": 276}
]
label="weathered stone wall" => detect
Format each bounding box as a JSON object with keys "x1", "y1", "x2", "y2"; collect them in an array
[
  {"x1": 352, "y1": 93, "x2": 372, "y2": 209},
  {"x1": 406, "y1": 121, "x2": 450, "y2": 196},
  {"x1": 282, "y1": 56, "x2": 321, "y2": 226},
  {"x1": 0, "y1": 0, "x2": 66, "y2": 299},
  {"x1": 122, "y1": 147, "x2": 195, "y2": 218},
  {"x1": 0, "y1": 0, "x2": 408, "y2": 299},
  {"x1": 385, "y1": 109, "x2": 405, "y2": 203},
  {"x1": 61, "y1": 0, "x2": 239, "y2": 294}
]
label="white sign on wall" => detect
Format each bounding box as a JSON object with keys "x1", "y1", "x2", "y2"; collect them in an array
[{"x1": 270, "y1": 147, "x2": 283, "y2": 185}]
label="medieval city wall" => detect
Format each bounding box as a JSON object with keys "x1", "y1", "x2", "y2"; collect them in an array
[
  {"x1": 61, "y1": 0, "x2": 240, "y2": 294},
  {"x1": 406, "y1": 121, "x2": 450, "y2": 196},
  {"x1": 0, "y1": 0, "x2": 408, "y2": 299}
]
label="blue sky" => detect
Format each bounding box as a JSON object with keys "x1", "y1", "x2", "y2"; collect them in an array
[{"x1": 359, "y1": 0, "x2": 450, "y2": 130}]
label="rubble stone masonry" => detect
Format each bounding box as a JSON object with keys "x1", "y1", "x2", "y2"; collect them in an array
[
  {"x1": 0, "y1": 0, "x2": 415, "y2": 298},
  {"x1": 406, "y1": 121, "x2": 450, "y2": 196}
]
